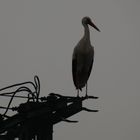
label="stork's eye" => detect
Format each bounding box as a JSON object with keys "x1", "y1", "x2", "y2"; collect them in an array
[
  {"x1": 85, "y1": 19, "x2": 89, "y2": 23},
  {"x1": 82, "y1": 17, "x2": 91, "y2": 24}
]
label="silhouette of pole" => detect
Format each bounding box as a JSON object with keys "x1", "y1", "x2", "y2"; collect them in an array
[
  {"x1": 37, "y1": 122, "x2": 53, "y2": 140},
  {"x1": 0, "y1": 93, "x2": 98, "y2": 140}
]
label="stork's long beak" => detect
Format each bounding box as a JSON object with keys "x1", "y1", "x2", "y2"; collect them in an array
[{"x1": 89, "y1": 21, "x2": 100, "y2": 32}]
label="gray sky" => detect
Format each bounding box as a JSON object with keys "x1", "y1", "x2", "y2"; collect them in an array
[{"x1": 0, "y1": 0, "x2": 140, "y2": 140}]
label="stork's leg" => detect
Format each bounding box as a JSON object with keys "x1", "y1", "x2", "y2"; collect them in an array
[
  {"x1": 77, "y1": 89, "x2": 79, "y2": 97},
  {"x1": 85, "y1": 83, "x2": 88, "y2": 97}
]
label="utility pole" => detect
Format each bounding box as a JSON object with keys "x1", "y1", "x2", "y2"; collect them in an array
[
  {"x1": 0, "y1": 94, "x2": 98, "y2": 140},
  {"x1": 0, "y1": 76, "x2": 99, "y2": 140}
]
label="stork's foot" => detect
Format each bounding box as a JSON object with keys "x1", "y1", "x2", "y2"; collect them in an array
[{"x1": 85, "y1": 95, "x2": 99, "y2": 99}]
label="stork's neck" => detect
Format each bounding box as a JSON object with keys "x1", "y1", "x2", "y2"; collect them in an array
[{"x1": 83, "y1": 24, "x2": 91, "y2": 44}]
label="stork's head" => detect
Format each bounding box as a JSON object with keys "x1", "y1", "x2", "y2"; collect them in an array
[{"x1": 82, "y1": 16, "x2": 100, "y2": 32}]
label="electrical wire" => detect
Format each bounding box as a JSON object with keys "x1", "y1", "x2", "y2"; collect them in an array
[
  {"x1": 34, "y1": 75, "x2": 40, "y2": 102},
  {"x1": 2, "y1": 86, "x2": 35, "y2": 116},
  {"x1": 0, "y1": 81, "x2": 36, "y2": 93},
  {"x1": 0, "y1": 76, "x2": 41, "y2": 116}
]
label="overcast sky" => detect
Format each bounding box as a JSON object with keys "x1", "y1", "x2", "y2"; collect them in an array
[{"x1": 0, "y1": 0, "x2": 140, "y2": 140}]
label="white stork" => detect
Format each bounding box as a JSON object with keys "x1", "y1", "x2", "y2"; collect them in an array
[{"x1": 72, "y1": 17, "x2": 100, "y2": 97}]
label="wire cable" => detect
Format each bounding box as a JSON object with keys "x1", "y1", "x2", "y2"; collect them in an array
[
  {"x1": 2, "y1": 86, "x2": 35, "y2": 116},
  {"x1": 0, "y1": 76, "x2": 40, "y2": 116}
]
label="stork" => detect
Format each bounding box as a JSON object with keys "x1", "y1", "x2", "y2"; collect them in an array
[{"x1": 72, "y1": 17, "x2": 100, "y2": 97}]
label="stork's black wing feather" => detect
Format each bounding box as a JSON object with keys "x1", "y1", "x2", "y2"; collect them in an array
[
  {"x1": 86, "y1": 58, "x2": 93, "y2": 82},
  {"x1": 72, "y1": 57, "x2": 77, "y2": 88}
]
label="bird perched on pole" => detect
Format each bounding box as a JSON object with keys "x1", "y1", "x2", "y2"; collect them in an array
[{"x1": 72, "y1": 16, "x2": 100, "y2": 97}]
